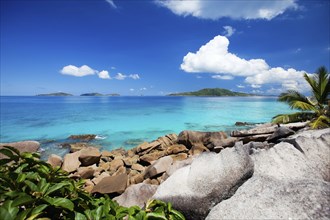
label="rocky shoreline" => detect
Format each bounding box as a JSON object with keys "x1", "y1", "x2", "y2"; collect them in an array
[{"x1": 1, "y1": 122, "x2": 329, "y2": 219}]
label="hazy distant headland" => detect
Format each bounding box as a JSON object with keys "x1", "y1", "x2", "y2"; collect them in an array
[
  {"x1": 36, "y1": 92, "x2": 120, "y2": 96},
  {"x1": 36, "y1": 92, "x2": 73, "y2": 96},
  {"x1": 168, "y1": 88, "x2": 252, "y2": 97}
]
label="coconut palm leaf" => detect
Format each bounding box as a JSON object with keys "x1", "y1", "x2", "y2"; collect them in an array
[
  {"x1": 277, "y1": 90, "x2": 316, "y2": 111},
  {"x1": 272, "y1": 112, "x2": 314, "y2": 124},
  {"x1": 274, "y1": 66, "x2": 329, "y2": 128},
  {"x1": 310, "y1": 115, "x2": 330, "y2": 129}
]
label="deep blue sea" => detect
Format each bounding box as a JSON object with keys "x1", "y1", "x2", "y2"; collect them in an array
[{"x1": 0, "y1": 96, "x2": 293, "y2": 158}]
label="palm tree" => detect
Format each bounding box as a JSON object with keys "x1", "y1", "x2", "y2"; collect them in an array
[{"x1": 272, "y1": 66, "x2": 330, "y2": 129}]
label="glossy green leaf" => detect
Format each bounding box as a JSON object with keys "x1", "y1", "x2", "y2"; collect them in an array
[
  {"x1": 30, "y1": 204, "x2": 48, "y2": 216},
  {"x1": 0, "y1": 200, "x2": 19, "y2": 220},
  {"x1": 169, "y1": 210, "x2": 185, "y2": 220},
  {"x1": 44, "y1": 182, "x2": 70, "y2": 196},
  {"x1": 12, "y1": 194, "x2": 34, "y2": 206},
  {"x1": 74, "y1": 212, "x2": 87, "y2": 220},
  {"x1": 145, "y1": 212, "x2": 167, "y2": 220},
  {"x1": 43, "y1": 196, "x2": 74, "y2": 211},
  {"x1": 24, "y1": 180, "x2": 38, "y2": 192}
]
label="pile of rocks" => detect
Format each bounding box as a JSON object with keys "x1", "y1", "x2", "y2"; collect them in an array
[
  {"x1": 47, "y1": 133, "x2": 192, "y2": 196},
  {"x1": 3, "y1": 121, "x2": 329, "y2": 219}
]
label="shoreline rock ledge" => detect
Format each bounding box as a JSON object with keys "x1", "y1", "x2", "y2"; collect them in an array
[{"x1": 154, "y1": 128, "x2": 330, "y2": 219}]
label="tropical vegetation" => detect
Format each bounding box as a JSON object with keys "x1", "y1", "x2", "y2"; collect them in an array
[
  {"x1": 169, "y1": 88, "x2": 251, "y2": 96},
  {"x1": 272, "y1": 66, "x2": 330, "y2": 129},
  {"x1": 0, "y1": 146, "x2": 185, "y2": 220}
]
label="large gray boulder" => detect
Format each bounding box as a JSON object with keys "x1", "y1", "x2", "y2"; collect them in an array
[
  {"x1": 114, "y1": 183, "x2": 158, "y2": 208},
  {"x1": 290, "y1": 128, "x2": 330, "y2": 181},
  {"x1": 61, "y1": 151, "x2": 81, "y2": 173},
  {"x1": 206, "y1": 177, "x2": 330, "y2": 220},
  {"x1": 153, "y1": 142, "x2": 254, "y2": 219},
  {"x1": 91, "y1": 173, "x2": 128, "y2": 194},
  {"x1": 207, "y1": 128, "x2": 330, "y2": 220},
  {"x1": 177, "y1": 130, "x2": 227, "y2": 150}
]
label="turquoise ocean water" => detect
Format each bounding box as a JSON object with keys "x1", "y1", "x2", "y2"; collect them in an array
[{"x1": 0, "y1": 96, "x2": 293, "y2": 158}]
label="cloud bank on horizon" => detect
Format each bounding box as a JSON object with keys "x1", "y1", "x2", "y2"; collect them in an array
[
  {"x1": 181, "y1": 35, "x2": 310, "y2": 93},
  {"x1": 155, "y1": 0, "x2": 298, "y2": 20},
  {"x1": 60, "y1": 65, "x2": 140, "y2": 81}
]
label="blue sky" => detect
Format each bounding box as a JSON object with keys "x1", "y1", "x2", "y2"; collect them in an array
[{"x1": 1, "y1": 0, "x2": 329, "y2": 96}]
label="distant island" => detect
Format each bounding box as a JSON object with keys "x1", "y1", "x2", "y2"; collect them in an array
[
  {"x1": 80, "y1": 93, "x2": 103, "y2": 96},
  {"x1": 36, "y1": 92, "x2": 73, "y2": 96},
  {"x1": 168, "y1": 88, "x2": 252, "y2": 97},
  {"x1": 80, "y1": 93, "x2": 120, "y2": 96},
  {"x1": 36, "y1": 92, "x2": 120, "y2": 96}
]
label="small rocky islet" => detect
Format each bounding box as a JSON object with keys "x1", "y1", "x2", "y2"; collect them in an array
[{"x1": 1, "y1": 122, "x2": 329, "y2": 219}]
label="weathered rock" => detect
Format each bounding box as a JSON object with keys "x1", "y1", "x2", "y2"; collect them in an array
[
  {"x1": 238, "y1": 134, "x2": 271, "y2": 144},
  {"x1": 165, "y1": 133, "x2": 178, "y2": 143},
  {"x1": 100, "y1": 161, "x2": 111, "y2": 171},
  {"x1": 77, "y1": 166, "x2": 95, "y2": 179},
  {"x1": 123, "y1": 155, "x2": 139, "y2": 167},
  {"x1": 266, "y1": 126, "x2": 295, "y2": 142},
  {"x1": 79, "y1": 147, "x2": 101, "y2": 166},
  {"x1": 231, "y1": 122, "x2": 308, "y2": 137},
  {"x1": 144, "y1": 156, "x2": 173, "y2": 179},
  {"x1": 188, "y1": 143, "x2": 209, "y2": 155},
  {"x1": 136, "y1": 141, "x2": 160, "y2": 154},
  {"x1": 102, "y1": 148, "x2": 126, "y2": 159},
  {"x1": 164, "y1": 157, "x2": 194, "y2": 180},
  {"x1": 213, "y1": 137, "x2": 238, "y2": 152},
  {"x1": 62, "y1": 151, "x2": 81, "y2": 173},
  {"x1": 131, "y1": 163, "x2": 145, "y2": 172},
  {"x1": 47, "y1": 154, "x2": 63, "y2": 168},
  {"x1": 0, "y1": 141, "x2": 40, "y2": 159},
  {"x1": 235, "y1": 121, "x2": 256, "y2": 126},
  {"x1": 289, "y1": 128, "x2": 330, "y2": 181},
  {"x1": 114, "y1": 183, "x2": 158, "y2": 208},
  {"x1": 144, "y1": 178, "x2": 159, "y2": 185},
  {"x1": 153, "y1": 142, "x2": 253, "y2": 219},
  {"x1": 68, "y1": 142, "x2": 95, "y2": 153},
  {"x1": 129, "y1": 173, "x2": 144, "y2": 185},
  {"x1": 231, "y1": 123, "x2": 276, "y2": 137},
  {"x1": 68, "y1": 134, "x2": 96, "y2": 141},
  {"x1": 178, "y1": 130, "x2": 227, "y2": 150},
  {"x1": 140, "y1": 151, "x2": 166, "y2": 164},
  {"x1": 109, "y1": 159, "x2": 124, "y2": 173},
  {"x1": 113, "y1": 166, "x2": 127, "y2": 176},
  {"x1": 170, "y1": 153, "x2": 188, "y2": 161},
  {"x1": 207, "y1": 129, "x2": 330, "y2": 219},
  {"x1": 166, "y1": 144, "x2": 188, "y2": 155},
  {"x1": 206, "y1": 177, "x2": 330, "y2": 220},
  {"x1": 91, "y1": 173, "x2": 128, "y2": 194},
  {"x1": 92, "y1": 172, "x2": 110, "y2": 185}
]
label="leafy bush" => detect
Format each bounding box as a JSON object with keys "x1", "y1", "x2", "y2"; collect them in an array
[{"x1": 0, "y1": 146, "x2": 185, "y2": 220}]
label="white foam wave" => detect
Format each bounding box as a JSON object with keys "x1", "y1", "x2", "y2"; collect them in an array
[{"x1": 95, "y1": 135, "x2": 107, "y2": 140}]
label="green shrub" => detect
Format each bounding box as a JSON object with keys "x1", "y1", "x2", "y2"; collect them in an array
[{"x1": 0, "y1": 146, "x2": 185, "y2": 220}]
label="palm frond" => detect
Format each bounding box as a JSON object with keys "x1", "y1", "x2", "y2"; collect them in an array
[
  {"x1": 310, "y1": 115, "x2": 330, "y2": 129},
  {"x1": 316, "y1": 66, "x2": 330, "y2": 104},
  {"x1": 304, "y1": 73, "x2": 319, "y2": 99},
  {"x1": 277, "y1": 90, "x2": 315, "y2": 111},
  {"x1": 272, "y1": 112, "x2": 315, "y2": 124}
]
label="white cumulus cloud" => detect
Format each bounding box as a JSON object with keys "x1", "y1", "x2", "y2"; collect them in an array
[
  {"x1": 211, "y1": 75, "x2": 234, "y2": 80},
  {"x1": 98, "y1": 70, "x2": 111, "y2": 79},
  {"x1": 156, "y1": 0, "x2": 298, "y2": 20},
  {"x1": 181, "y1": 35, "x2": 310, "y2": 93},
  {"x1": 114, "y1": 73, "x2": 127, "y2": 80},
  {"x1": 223, "y1": 26, "x2": 235, "y2": 37},
  {"x1": 129, "y1": 74, "x2": 140, "y2": 80},
  {"x1": 181, "y1": 35, "x2": 269, "y2": 76},
  {"x1": 60, "y1": 65, "x2": 97, "y2": 77}
]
